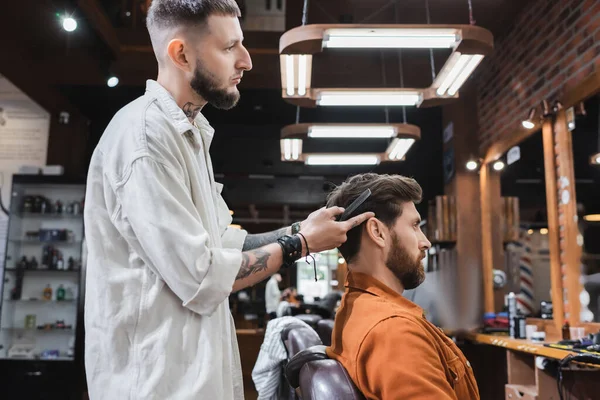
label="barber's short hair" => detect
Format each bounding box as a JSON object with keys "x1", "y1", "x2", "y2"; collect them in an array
[
  {"x1": 326, "y1": 173, "x2": 422, "y2": 263},
  {"x1": 146, "y1": 0, "x2": 241, "y2": 60},
  {"x1": 147, "y1": 0, "x2": 241, "y2": 30}
]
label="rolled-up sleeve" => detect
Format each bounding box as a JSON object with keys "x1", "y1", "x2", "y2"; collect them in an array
[
  {"x1": 222, "y1": 226, "x2": 247, "y2": 250},
  {"x1": 111, "y1": 156, "x2": 241, "y2": 316}
]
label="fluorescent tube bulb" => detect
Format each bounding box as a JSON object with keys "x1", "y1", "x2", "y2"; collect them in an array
[
  {"x1": 291, "y1": 139, "x2": 301, "y2": 160},
  {"x1": 283, "y1": 139, "x2": 292, "y2": 160},
  {"x1": 387, "y1": 138, "x2": 415, "y2": 160},
  {"x1": 435, "y1": 52, "x2": 467, "y2": 96},
  {"x1": 323, "y1": 28, "x2": 458, "y2": 49},
  {"x1": 286, "y1": 55, "x2": 294, "y2": 96},
  {"x1": 317, "y1": 90, "x2": 420, "y2": 106},
  {"x1": 298, "y1": 55, "x2": 307, "y2": 96},
  {"x1": 308, "y1": 125, "x2": 396, "y2": 138},
  {"x1": 447, "y1": 54, "x2": 484, "y2": 96},
  {"x1": 305, "y1": 154, "x2": 380, "y2": 166}
]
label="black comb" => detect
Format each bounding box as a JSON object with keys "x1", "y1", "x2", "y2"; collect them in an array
[{"x1": 336, "y1": 189, "x2": 371, "y2": 222}]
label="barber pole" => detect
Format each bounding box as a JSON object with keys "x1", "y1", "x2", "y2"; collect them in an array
[{"x1": 517, "y1": 231, "x2": 535, "y2": 315}]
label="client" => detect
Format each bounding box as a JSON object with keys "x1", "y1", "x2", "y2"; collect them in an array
[{"x1": 326, "y1": 173, "x2": 480, "y2": 400}]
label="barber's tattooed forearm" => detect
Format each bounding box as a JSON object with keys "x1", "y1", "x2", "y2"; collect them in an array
[
  {"x1": 236, "y1": 249, "x2": 271, "y2": 280},
  {"x1": 242, "y1": 227, "x2": 289, "y2": 251},
  {"x1": 182, "y1": 102, "x2": 202, "y2": 121}
]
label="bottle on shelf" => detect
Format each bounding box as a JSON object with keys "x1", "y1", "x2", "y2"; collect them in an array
[
  {"x1": 56, "y1": 284, "x2": 66, "y2": 301},
  {"x1": 43, "y1": 284, "x2": 53, "y2": 301},
  {"x1": 562, "y1": 320, "x2": 571, "y2": 340},
  {"x1": 508, "y1": 292, "x2": 517, "y2": 338}
]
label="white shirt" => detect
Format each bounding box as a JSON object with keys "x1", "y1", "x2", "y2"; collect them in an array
[
  {"x1": 84, "y1": 80, "x2": 248, "y2": 400},
  {"x1": 264, "y1": 276, "x2": 281, "y2": 313},
  {"x1": 251, "y1": 317, "x2": 319, "y2": 400}
]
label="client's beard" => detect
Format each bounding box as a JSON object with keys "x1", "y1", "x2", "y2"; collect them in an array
[
  {"x1": 385, "y1": 232, "x2": 425, "y2": 290},
  {"x1": 190, "y1": 59, "x2": 240, "y2": 110}
]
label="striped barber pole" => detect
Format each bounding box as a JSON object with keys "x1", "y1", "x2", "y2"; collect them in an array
[{"x1": 517, "y1": 231, "x2": 535, "y2": 315}]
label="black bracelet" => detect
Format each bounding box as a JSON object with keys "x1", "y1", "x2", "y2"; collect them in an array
[
  {"x1": 297, "y1": 232, "x2": 319, "y2": 282},
  {"x1": 297, "y1": 232, "x2": 309, "y2": 256},
  {"x1": 277, "y1": 234, "x2": 303, "y2": 268}
]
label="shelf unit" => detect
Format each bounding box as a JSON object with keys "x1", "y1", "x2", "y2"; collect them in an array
[{"x1": 0, "y1": 175, "x2": 86, "y2": 399}]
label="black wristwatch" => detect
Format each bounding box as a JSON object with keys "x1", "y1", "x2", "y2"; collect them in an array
[{"x1": 291, "y1": 221, "x2": 301, "y2": 235}]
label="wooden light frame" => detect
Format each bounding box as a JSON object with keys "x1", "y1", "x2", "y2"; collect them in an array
[
  {"x1": 279, "y1": 122, "x2": 421, "y2": 163},
  {"x1": 480, "y1": 70, "x2": 600, "y2": 330},
  {"x1": 279, "y1": 24, "x2": 494, "y2": 108}
]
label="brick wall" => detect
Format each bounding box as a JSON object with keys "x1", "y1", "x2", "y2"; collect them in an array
[{"x1": 476, "y1": 0, "x2": 600, "y2": 152}]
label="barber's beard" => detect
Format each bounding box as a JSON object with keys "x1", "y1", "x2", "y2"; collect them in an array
[
  {"x1": 190, "y1": 60, "x2": 240, "y2": 110},
  {"x1": 385, "y1": 233, "x2": 425, "y2": 290}
]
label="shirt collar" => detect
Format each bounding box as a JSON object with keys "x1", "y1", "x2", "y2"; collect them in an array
[
  {"x1": 145, "y1": 80, "x2": 215, "y2": 144},
  {"x1": 345, "y1": 271, "x2": 424, "y2": 318}
]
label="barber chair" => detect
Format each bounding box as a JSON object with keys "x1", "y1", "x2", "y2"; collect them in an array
[
  {"x1": 294, "y1": 314, "x2": 322, "y2": 329},
  {"x1": 280, "y1": 326, "x2": 323, "y2": 399},
  {"x1": 316, "y1": 319, "x2": 334, "y2": 346},
  {"x1": 286, "y1": 345, "x2": 366, "y2": 400}
]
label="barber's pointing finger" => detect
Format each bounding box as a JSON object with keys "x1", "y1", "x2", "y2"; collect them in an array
[{"x1": 343, "y1": 212, "x2": 375, "y2": 230}]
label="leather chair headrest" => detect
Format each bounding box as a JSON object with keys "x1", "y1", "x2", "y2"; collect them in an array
[
  {"x1": 286, "y1": 327, "x2": 323, "y2": 358},
  {"x1": 285, "y1": 345, "x2": 328, "y2": 389}
]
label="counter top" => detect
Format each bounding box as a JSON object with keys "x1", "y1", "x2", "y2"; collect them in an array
[
  {"x1": 463, "y1": 332, "x2": 600, "y2": 368},
  {"x1": 463, "y1": 332, "x2": 574, "y2": 360}
]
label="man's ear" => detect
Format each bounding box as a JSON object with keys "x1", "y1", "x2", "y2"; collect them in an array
[
  {"x1": 166, "y1": 37, "x2": 193, "y2": 73},
  {"x1": 365, "y1": 218, "x2": 387, "y2": 249}
]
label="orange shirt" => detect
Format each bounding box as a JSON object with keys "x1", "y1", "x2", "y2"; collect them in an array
[{"x1": 326, "y1": 272, "x2": 480, "y2": 400}]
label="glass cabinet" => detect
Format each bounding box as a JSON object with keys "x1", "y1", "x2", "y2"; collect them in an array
[{"x1": 0, "y1": 175, "x2": 85, "y2": 364}]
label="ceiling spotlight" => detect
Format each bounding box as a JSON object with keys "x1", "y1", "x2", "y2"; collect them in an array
[
  {"x1": 466, "y1": 160, "x2": 478, "y2": 171},
  {"x1": 107, "y1": 76, "x2": 119, "y2": 87},
  {"x1": 522, "y1": 120, "x2": 535, "y2": 129},
  {"x1": 338, "y1": 257, "x2": 345, "y2": 264},
  {"x1": 522, "y1": 107, "x2": 536, "y2": 129},
  {"x1": 527, "y1": 229, "x2": 534, "y2": 235},
  {"x1": 493, "y1": 160, "x2": 505, "y2": 171},
  {"x1": 591, "y1": 153, "x2": 600, "y2": 165},
  {"x1": 62, "y1": 17, "x2": 77, "y2": 32},
  {"x1": 540, "y1": 228, "x2": 548, "y2": 235}
]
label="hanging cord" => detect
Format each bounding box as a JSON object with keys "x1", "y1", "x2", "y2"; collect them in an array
[
  {"x1": 295, "y1": 0, "x2": 310, "y2": 124},
  {"x1": 398, "y1": 50, "x2": 407, "y2": 123},
  {"x1": 425, "y1": 0, "x2": 436, "y2": 81},
  {"x1": 380, "y1": 50, "x2": 390, "y2": 124},
  {"x1": 297, "y1": 232, "x2": 318, "y2": 281},
  {"x1": 395, "y1": 0, "x2": 407, "y2": 123},
  {"x1": 467, "y1": 0, "x2": 476, "y2": 25}
]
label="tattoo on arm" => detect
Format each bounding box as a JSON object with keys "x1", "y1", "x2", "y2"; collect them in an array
[
  {"x1": 182, "y1": 102, "x2": 202, "y2": 121},
  {"x1": 242, "y1": 227, "x2": 289, "y2": 251},
  {"x1": 236, "y1": 249, "x2": 271, "y2": 280}
]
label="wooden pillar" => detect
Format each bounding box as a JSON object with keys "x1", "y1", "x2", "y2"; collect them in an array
[
  {"x1": 441, "y1": 85, "x2": 483, "y2": 328},
  {"x1": 542, "y1": 110, "x2": 582, "y2": 326}
]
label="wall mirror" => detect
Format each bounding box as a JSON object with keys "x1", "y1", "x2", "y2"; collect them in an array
[
  {"x1": 497, "y1": 131, "x2": 553, "y2": 319},
  {"x1": 572, "y1": 94, "x2": 600, "y2": 323}
]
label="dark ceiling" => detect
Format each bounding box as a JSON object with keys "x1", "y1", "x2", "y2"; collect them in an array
[{"x1": 2, "y1": 0, "x2": 540, "y2": 232}]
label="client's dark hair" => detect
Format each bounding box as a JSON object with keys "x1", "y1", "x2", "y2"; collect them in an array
[{"x1": 326, "y1": 173, "x2": 422, "y2": 263}]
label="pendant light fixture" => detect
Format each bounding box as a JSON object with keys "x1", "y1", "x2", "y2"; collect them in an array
[{"x1": 279, "y1": 0, "x2": 493, "y2": 108}]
